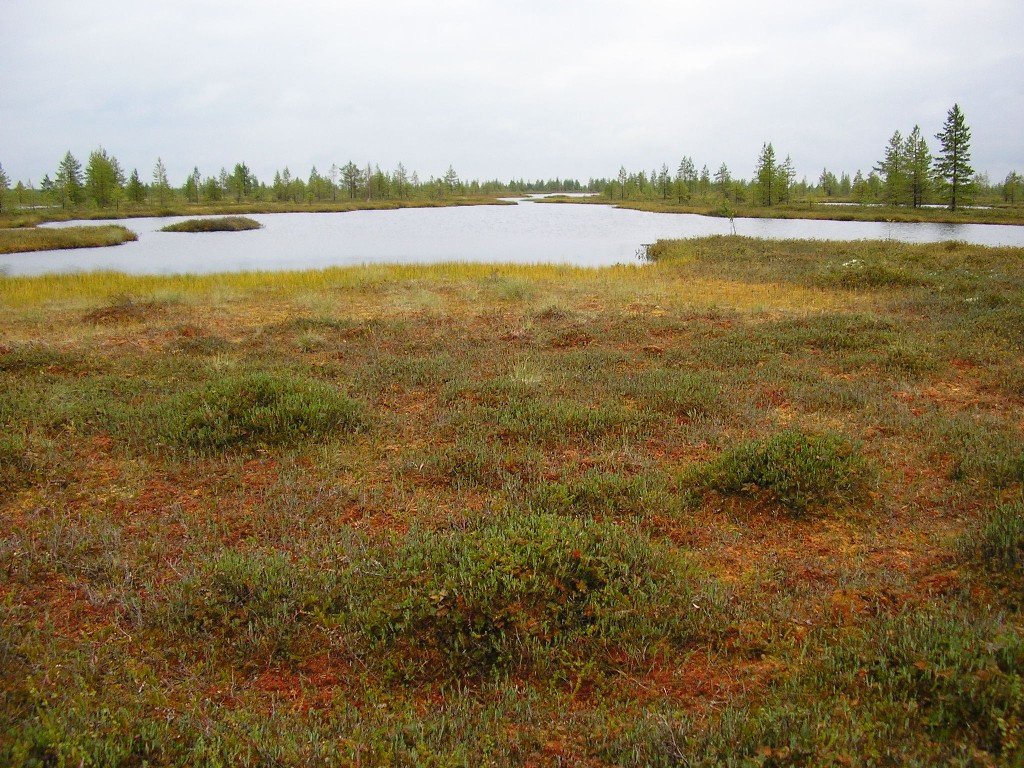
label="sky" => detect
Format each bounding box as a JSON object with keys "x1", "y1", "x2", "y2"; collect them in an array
[{"x1": 2, "y1": 1, "x2": 1022, "y2": 187}]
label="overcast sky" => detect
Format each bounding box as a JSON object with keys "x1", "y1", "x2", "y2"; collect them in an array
[{"x1": 2, "y1": 1, "x2": 1021, "y2": 186}]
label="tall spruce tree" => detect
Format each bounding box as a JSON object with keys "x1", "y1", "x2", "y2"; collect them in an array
[
  {"x1": 755, "y1": 143, "x2": 778, "y2": 206},
  {"x1": 933, "y1": 103, "x2": 973, "y2": 211}
]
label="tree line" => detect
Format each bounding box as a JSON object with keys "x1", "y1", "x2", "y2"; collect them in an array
[
  {"x1": 1, "y1": 104, "x2": 1020, "y2": 215},
  {"x1": 598, "y1": 104, "x2": 1020, "y2": 210},
  {"x1": 0, "y1": 153, "x2": 595, "y2": 213}
]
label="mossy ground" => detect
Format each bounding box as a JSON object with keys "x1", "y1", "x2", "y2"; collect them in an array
[{"x1": 2, "y1": 236, "x2": 1023, "y2": 765}]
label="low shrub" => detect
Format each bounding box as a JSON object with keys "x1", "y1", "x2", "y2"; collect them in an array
[
  {"x1": 492, "y1": 397, "x2": 643, "y2": 445},
  {"x1": 694, "y1": 430, "x2": 873, "y2": 516},
  {"x1": 619, "y1": 369, "x2": 719, "y2": 417},
  {"x1": 0, "y1": 431, "x2": 36, "y2": 492},
  {"x1": 161, "y1": 372, "x2": 365, "y2": 451},
  {"x1": 161, "y1": 549, "x2": 327, "y2": 661},
  {"x1": 0, "y1": 344, "x2": 82, "y2": 373},
  {"x1": 598, "y1": 608, "x2": 1024, "y2": 766},
  {"x1": 528, "y1": 469, "x2": 676, "y2": 519},
  {"x1": 959, "y1": 501, "x2": 1024, "y2": 574},
  {"x1": 361, "y1": 514, "x2": 719, "y2": 677}
]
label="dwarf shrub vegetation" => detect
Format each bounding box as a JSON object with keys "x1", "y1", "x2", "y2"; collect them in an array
[
  {"x1": 695, "y1": 430, "x2": 873, "y2": 516},
  {"x1": 162, "y1": 372, "x2": 364, "y2": 451},
  {"x1": 361, "y1": 514, "x2": 720, "y2": 677},
  {"x1": 960, "y1": 501, "x2": 1024, "y2": 575}
]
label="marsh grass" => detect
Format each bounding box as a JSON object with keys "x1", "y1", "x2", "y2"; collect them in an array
[{"x1": 0, "y1": 224, "x2": 137, "y2": 254}]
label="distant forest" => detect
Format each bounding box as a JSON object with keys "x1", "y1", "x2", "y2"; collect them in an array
[{"x1": 1, "y1": 105, "x2": 1021, "y2": 214}]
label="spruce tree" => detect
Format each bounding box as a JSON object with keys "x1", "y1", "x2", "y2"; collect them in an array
[
  {"x1": 152, "y1": 158, "x2": 171, "y2": 205},
  {"x1": 0, "y1": 162, "x2": 9, "y2": 213},
  {"x1": 86, "y1": 147, "x2": 121, "y2": 208},
  {"x1": 933, "y1": 103, "x2": 974, "y2": 211},
  {"x1": 874, "y1": 131, "x2": 906, "y2": 206},
  {"x1": 755, "y1": 143, "x2": 777, "y2": 206},
  {"x1": 126, "y1": 169, "x2": 146, "y2": 204},
  {"x1": 55, "y1": 150, "x2": 84, "y2": 209},
  {"x1": 904, "y1": 126, "x2": 931, "y2": 208}
]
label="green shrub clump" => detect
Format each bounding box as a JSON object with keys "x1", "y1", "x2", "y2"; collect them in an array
[
  {"x1": 162, "y1": 550, "x2": 329, "y2": 661},
  {"x1": 362, "y1": 514, "x2": 719, "y2": 677},
  {"x1": 960, "y1": 501, "x2": 1024, "y2": 574},
  {"x1": 696, "y1": 430, "x2": 873, "y2": 516},
  {"x1": 163, "y1": 372, "x2": 364, "y2": 451}
]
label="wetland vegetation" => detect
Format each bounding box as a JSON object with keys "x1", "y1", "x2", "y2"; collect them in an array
[
  {"x1": 2, "y1": 236, "x2": 1023, "y2": 765},
  {"x1": 160, "y1": 216, "x2": 262, "y2": 233},
  {"x1": 0, "y1": 224, "x2": 137, "y2": 255}
]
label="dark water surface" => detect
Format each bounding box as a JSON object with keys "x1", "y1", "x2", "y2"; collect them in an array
[{"x1": 5, "y1": 198, "x2": 1024, "y2": 276}]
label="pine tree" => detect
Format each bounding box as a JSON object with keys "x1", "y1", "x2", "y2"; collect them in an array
[
  {"x1": 776, "y1": 155, "x2": 795, "y2": 203},
  {"x1": 819, "y1": 169, "x2": 839, "y2": 197},
  {"x1": 714, "y1": 163, "x2": 731, "y2": 199},
  {"x1": 933, "y1": 104, "x2": 973, "y2": 210},
  {"x1": 1003, "y1": 172, "x2": 1022, "y2": 204}
]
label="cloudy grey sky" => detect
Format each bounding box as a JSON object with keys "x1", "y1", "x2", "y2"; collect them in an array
[{"x1": 2, "y1": 1, "x2": 1021, "y2": 186}]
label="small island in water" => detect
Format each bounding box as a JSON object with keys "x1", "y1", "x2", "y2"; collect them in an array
[{"x1": 160, "y1": 216, "x2": 262, "y2": 233}]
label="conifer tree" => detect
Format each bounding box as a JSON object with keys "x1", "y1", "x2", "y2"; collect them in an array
[
  {"x1": 0, "y1": 162, "x2": 9, "y2": 213},
  {"x1": 874, "y1": 131, "x2": 906, "y2": 206},
  {"x1": 714, "y1": 163, "x2": 731, "y2": 198},
  {"x1": 184, "y1": 167, "x2": 201, "y2": 204},
  {"x1": 126, "y1": 169, "x2": 146, "y2": 204},
  {"x1": 904, "y1": 126, "x2": 932, "y2": 208},
  {"x1": 933, "y1": 103, "x2": 973, "y2": 211},
  {"x1": 86, "y1": 147, "x2": 122, "y2": 208},
  {"x1": 55, "y1": 150, "x2": 84, "y2": 209},
  {"x1": 152, "y1": 158, "x2": 171, "y2": 205},
  {"x1": 755, "y1": 143, "x2": 777, "y2": 206}
]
